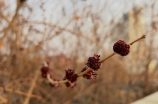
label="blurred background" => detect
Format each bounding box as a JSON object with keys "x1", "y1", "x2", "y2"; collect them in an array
[{"x1": 0, "y1": 0, "x2": 158, "y2": 104}]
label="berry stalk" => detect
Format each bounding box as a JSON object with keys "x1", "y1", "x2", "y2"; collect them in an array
[
  {"x1": 129, "y1": 35, "x2": 146, "y2": 45},
  {"x1": 100, "y1": 53, "x2": 115, "y2": 63},
  {"x1": 47, "y1": 74, "x2": 68, "y2": 84},
  {"x1": 78, "y1": 68, "x2": 91, "y2": 77}
]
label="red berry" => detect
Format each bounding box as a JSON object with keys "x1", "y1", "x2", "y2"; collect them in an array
[
  {"x1": 41, "y1": 67, "x2": 50, "y2": 73},
  {"x1": 86, "y1": 54, "x2": 101, "y2": 71},
  {"x1": 41, "y1": 66, "x2": 51, "y2": 78},
  {"x1": 41, "y1": 73, "x2": 47, "y2": 78},
  {"x1": 63, "y1": 69, "x2": 78, "y2": 82},
  {"x1": 113, "y1": 40, "x2": 130, "y2": 56}
]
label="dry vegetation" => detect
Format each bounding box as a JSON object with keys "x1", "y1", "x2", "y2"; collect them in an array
[{"x1": 0, "y1": 0, "x2": 158, "y2": 104}]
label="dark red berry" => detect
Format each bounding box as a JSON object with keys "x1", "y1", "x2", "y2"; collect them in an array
[
  {"x1": 41, "y1": 73, "x2": 47, "y2": 78},
  {"x1": 113, "y1": 40, "x2": 130, "y2": 56},
  {"x1": 63, "y1": 69, "x2": 78, "y2": 82},
  {"x1": 86, "y1": 54, "x2": 101, "y2": 71},
  {"x1": 41, "y1": 66, "x2": 50, "y2": 73},
  {"x1": 41, "y1": 66, "x2": 51, "y2": 78},
  {"x1": 81, "y1": 67, "x2": 97, "y2": 81}
]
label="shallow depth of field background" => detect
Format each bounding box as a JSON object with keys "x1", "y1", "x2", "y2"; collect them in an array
[{"x1": 0, "y1": 0, "x2": 158, "y2": 104}]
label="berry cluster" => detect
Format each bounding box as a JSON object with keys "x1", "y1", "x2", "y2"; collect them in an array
[
  {"x1": 41, "y1": 66, "x2": 59, "y2": 88},
  {"x1": 40, "y1": 35, "x2": 145, "y2": 88},
  {"x1": 40, "y1": 54, "x2": 101, "y2": 88},
  {"x1": 63, "y1": 69, "x2": 78, "y2": 88}
]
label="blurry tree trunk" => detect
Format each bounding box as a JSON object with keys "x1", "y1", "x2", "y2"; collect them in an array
[
  {"x1": 128, "y1": 6, "x2": 150, "y2": 94},
  {"x1": 128, "y1": 6, "x2": 146, "y2": 74}
]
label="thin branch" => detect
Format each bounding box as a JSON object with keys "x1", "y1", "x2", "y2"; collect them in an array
[
  {"x1": 46, "y1": 35, "x2": 146, "y2": 85},
  {"x1": 0, "y1": 96, "x2": 7, "y2": 103},
  {"x1": 100, "y1": 53, "x2": 115, "y2": 63},
  {"x1": 0, "y1": 2, "x2": 22, "y2": 43},
  {"x1": 0, "y1": 87, "x2": 42, "y2": 100},
  {"x1": 0, "y1": 10, "x2": 24, "y2": 47},
  {"x1": 129, "y1": 35, "x2": 146, "y2": 45},
  {"x1": 23, "y1": 70, "x2": 40, "y2": 104}
]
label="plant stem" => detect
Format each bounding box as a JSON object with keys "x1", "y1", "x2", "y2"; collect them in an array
[
  {"x1": 129, "y1": 35, "x2": 146, "y2": 45},
  {"x1": 47, "y1": 74, "x2": 68, "y2": 84},
  {"x1": 78, "y1": 68, "x2": 91, "y2": 77},
  {"x1": 100, "y1": 53, "x2": 116, "y2": 63},
  {"x1": 47, "y1": 35, "x2": 146, "y2": 85}
]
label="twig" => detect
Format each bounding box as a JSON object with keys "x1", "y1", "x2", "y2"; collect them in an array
[
  {"x1": 78, "y1": 68, "x2": 91, "y2": 77},
  {"x1": 0, "y1": 2, "x2": 22, "y2": 43},
  {"x1": 0, "y1": 96, "x2": 7, "y2": 103},
  {"x1": 46, "y1": 35, "x2": 146, "y2": 85},
  {"x1": 23, "y1": 70, "x2": 40, "y2": 104},
  {"x1": 47, "y1": 74, "x2": 68, "y2": 84},
  {"x1": 0, "y1": 11, "x2": 24, "y2": 47},
  {"x1": 0, "y1": 87, "x2": 42, "y2": 100},
  {"x1": 100, "y1": 53, "x2": 115, "y2": 63},
  {"x1": 129, "y1": 35, "x2": 146, "y2": 45}
]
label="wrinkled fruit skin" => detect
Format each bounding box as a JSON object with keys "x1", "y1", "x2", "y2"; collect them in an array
[
  {"x1": 63, "y1": 69, "x2": 78, "y2": 82},
  {"x1": 113, "y1": 40, "x2": 130, "y2": 56},
  {"x1": 86, "y1": 54, "x2": 101, "y2": 71}
]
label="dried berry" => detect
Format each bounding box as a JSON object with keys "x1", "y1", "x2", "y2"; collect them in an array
[
  {"x1": 113, "y1": 40, "x2": 130, "y2": 56},
  {"x1": 41, "y1": 66, "x2": 51, "y2": 78},
  {"x1": 41, "y1": 66, "x2": 49, "y2": 73},
  {"x1": 63, "y1": 69, "x2": 78, "y2": 82},
  {"x1": 86, "y1": 54, "x2": 101, "y2": 71},
  {"x1": 65, "y1": 82, "x2": 76, "y2": 88},
  {"x1": 41, "y1": 73, "x2": 47, "y2": 78},
  {"x1": 81, "y1": 67, "x2": 97, "y2": 81}
]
